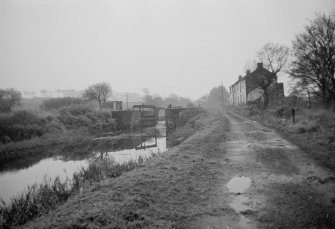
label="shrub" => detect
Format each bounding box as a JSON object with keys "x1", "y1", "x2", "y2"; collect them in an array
[
  {"x1": 41, "y1": 97, "x2": 84, "y2": 111},
  {"x1": 58, "y1": 105, "x2": 116, "y2": 133},
  {"x1": 293, "y1": 109, "x2": 335, "y2": 134},
  {"x1": 0, "y1": 111, "x2": 48, "y2": 143},
  {"x1": 295, "y1": 120, "x2": 319, "y2": 133}
]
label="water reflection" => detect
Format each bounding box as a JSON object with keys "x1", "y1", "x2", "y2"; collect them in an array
[
  {"x1": 0, "y1": 159, "x2": 89, "y2": 203},
  {"x1": 0, "y1": 121, "x2": 167, "y2": 204},
  {"x1": 98, "y1": 137, "x2": 166, "y2": 164}
]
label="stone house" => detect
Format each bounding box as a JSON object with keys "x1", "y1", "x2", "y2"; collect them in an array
[{"x1": 229, "y1": 63, "x2": 284, "y2": 106}]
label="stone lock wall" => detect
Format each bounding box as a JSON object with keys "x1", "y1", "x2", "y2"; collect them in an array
[{"x1": 111, "y1": 110, "x2": 157, "y2": 130}]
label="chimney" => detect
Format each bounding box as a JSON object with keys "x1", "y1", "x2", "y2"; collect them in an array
[
  {"x1": 238, "y1": 75, "x2": 242, "y2": 80},
  {"x1": 257, "y1": 63, "x2": 263, "y2": 68},
  {"x1": 246, "y1": 70, "x2": 251, "y2": 75}
]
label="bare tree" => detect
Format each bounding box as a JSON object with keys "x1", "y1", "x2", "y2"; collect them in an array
[
  {"x1": 243, "y1": 58, "x2": 257, "y2": 73},
  {"x1": 0, "y1": 88, "x2": 22, "y2": 112},
  {"x1": 83, "y1": 82, "x2": 112, "y2": 109},
  {"x1": 291, "y1": 14, "x2": 335, "y2": 109},
  {"x1": 290, "y1": 79, "x2": 313, "y2": 109},
  {"x1": 243, "y1": 43, "x2": 289, "y2": 109},
  {"x1": 257, "y1": 42, "x2": 290, "y2": 75}
]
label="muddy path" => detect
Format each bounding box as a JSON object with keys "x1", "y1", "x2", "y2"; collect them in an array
[
  {"x1": 191, "y1": 110, "x2": 335, "y2": 228},
  {"x1": 23, "y1": 109, "x2": 335, "y2": 228}
]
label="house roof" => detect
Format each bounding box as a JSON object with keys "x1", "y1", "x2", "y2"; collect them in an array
[{"x1": 229, "y1": 63, "x2": 275, "y2": 88}]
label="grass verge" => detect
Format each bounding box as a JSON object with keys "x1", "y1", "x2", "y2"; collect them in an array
[
  {"x1": 167, "y1": 109, "x2": 207, "y2": 146},
  {"x1": 231, "y1": 106, "x2": 335, "y2": 172}
]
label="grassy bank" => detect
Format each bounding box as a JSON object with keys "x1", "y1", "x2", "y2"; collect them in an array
[
  {"x1": 0, "y1": 108, "x2": 206, "y2": 228},
  {"x1": 21, "y1": 109, "x2": 226, "y2": 228},
  {"x1": 167, "y1": 108, "x2": 206, "y2": 146},
  {"x1": 0, "y1": 157, "x2": 142, "y2": 228},
  {"x1": 231, "y1": 106, "x2": 335, "y2": 172}
]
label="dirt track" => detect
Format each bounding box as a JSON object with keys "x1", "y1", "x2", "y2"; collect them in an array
[
  {"x1": 191, "y1": 110, "x2": 335, "y2": 228},
  {"x1": 24, "y1": 109, "x2": 335, "y2": 228}
]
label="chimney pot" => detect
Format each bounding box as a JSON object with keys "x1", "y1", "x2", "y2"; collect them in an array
[{"x1": 257, "y1": 63, "x2": 263, "y2": 68}]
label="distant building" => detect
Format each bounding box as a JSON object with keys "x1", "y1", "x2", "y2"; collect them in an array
[
  {"x1": 102, "y1": 101, "x2": 123, "y2": 111},
  {"x1": 229, "y1": 63, "x2": 284, "y2": 106}
]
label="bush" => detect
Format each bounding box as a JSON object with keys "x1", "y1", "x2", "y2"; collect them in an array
[
  {"x1": 0, "y1": 111, "x2": 48, "y2": 143},
  {"x1": 58, "y1": 105, "x2": 116, "y2": 133},
  {"x1": 293, "y1": 109, "x2": 335, "y2": 134},
  {"x1": 41, "y1": 97, "x2": 84, "y2": 111}
]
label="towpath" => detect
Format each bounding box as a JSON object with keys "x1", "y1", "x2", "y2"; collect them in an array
[
  {"x1": 190, "y1": 109, "x2": 335, "y2": 228},
  {"x1": 25, "y1": 109, "x2": 335, "y2": 228}
]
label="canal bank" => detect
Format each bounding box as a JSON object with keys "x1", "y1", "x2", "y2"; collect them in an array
[
  {"x1": 1, "y1": 109, "x2": 207, "y2": 228},
  {"x1": 0, "y1": 121, "x2": 166, "y2": 204},
  {"x1": 20, "y1": 109, "x2": 221, "y2": 228},
  {"x1": 23, "y1": 108, "x2": 335, "y2": 229}
]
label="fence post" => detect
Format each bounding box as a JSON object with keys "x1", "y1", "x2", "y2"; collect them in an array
[{"x1": 292, "y1": 108, "x2": 295, "y2": 124}]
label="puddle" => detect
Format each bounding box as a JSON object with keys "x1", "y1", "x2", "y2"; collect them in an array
[
  {"x1": 229, "y1": 195, "x2": 251, "y2": 212},
  {"x1": 227, "y1": 176, "x2": 255, "y2": 228},
  {"x1": 227, "y1": 176, "x2": 251, "y2": 193}
]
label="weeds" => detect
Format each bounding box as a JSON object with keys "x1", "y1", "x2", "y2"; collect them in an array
[
  {"x1": 232, "y1": 106, "x2": 335, "y2": 171},
  {"x1": 0, "y1": 157, "x2": 142, "y2": 228},
  {"x1": 0, "y1": 176, "x2": 72, "y2": 228},
  {"x1": 167, "y1": 109, "x2": 206, "y2": 146}
]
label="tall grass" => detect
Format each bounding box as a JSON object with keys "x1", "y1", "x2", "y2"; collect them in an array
[
  {"x1": 232, "y1": 106, "x2": 335, "y2": 171},
  {"x1": 0, "y1": 157, "x2": 143, "y2": 228},
  {"x1": 293, "y1": 109, "x2": 335, "y2": 134},
  {"x1": 167, "y1": 109, "x2": 206, "y2": 146},
  {"x1": 0, "y1": 177, "x2": 72, "y2": 228}
]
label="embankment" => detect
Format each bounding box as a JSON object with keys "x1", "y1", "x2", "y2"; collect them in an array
[
  {"x1": 1, "y1": 108, "x2": 209, "y2": 228},
  {"x1": 23, "y1": 109, "x2": 229, "y2": 228}
]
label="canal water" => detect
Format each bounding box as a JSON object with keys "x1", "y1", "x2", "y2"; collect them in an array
[{"x1": 0, "y1": 121, "x2": 166, "y2": 203}]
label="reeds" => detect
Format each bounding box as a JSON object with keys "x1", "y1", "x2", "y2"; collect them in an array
[{"x1": 0, "y1": 157, "x2": 142, "y2": 228}]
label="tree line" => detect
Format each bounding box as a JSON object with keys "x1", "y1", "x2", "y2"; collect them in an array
[{"x1": 0, "y1": 82, "x2": 231, "y2": 112}]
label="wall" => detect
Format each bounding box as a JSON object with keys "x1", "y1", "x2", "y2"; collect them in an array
[
  {"x1": 111, "y1": 110, "x2": 141, "y2": 130},
  {"x1": 230, "y1": 79, "x2": 247, "y2": 105},
  {"x1": 111, "y1": 109, "x2": 158, "y2": 130}
]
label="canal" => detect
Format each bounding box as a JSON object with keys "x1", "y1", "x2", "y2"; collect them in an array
[{"x1": 0, "y1": 121, "x2": 166, "y2": 203}]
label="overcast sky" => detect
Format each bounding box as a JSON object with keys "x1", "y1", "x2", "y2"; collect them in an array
[{"x1": 0, "y1": 0, "x2": 334, "y2": 99}]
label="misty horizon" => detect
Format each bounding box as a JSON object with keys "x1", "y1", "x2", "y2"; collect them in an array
[{"x1": 1, "y1": 0, "x2": 334, "y2": 100}]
